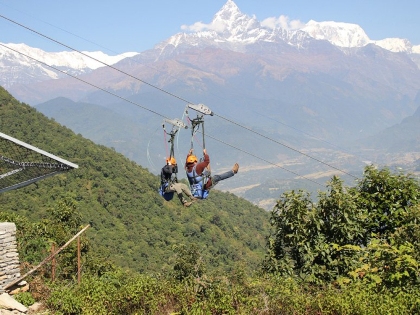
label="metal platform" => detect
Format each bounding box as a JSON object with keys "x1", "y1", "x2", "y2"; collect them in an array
[{"x1": 0, "y1": 132, "x2": 78, "y2": 193}]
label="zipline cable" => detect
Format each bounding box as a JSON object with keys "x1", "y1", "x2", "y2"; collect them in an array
[
  {"x1": 0, "y1": 1, "x2": 114, "y2": 54},
  {"x1": 0, "y1": 14, "x2": 359, "y2": 181},
  {"x1": 1, "y1": 43, "x2": 325, "y2": 187},
  {"x1": 249, "y1": 110, "x2": 369, "y2": 161},
  {"x1": 214, "y1": 113, "x2": 359, "y2": 180},
  {"x1": 0, "y1": 14, "x2": 190, "y2": 105},
  {"x1": 3, "y1": 1, "x2": 357, "y2": 159},
  {"x1": 146, "y1": 126, "x2": 161, "y2": 173},
  {"x1": 203, "y1": 132, "x2": 325, "y2": 187},
  {"x1": 0, "y1": 43, "x2": 167, "y2": 120}
]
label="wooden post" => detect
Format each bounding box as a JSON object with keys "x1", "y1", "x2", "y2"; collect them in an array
[
  {"x1": 77, "y1": 236, "x2": 81, "y2": 284},
  {"x1": 51, "y1": 243, "x2": 56, "y2": 282}
]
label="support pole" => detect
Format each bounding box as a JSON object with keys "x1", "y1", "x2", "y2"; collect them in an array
[
  {"x1": 77, "y1": 236, "x2": 81, "y2": 285},
  {"x1": 51, "y1": 243, "x2": 56, "y2": 282}
]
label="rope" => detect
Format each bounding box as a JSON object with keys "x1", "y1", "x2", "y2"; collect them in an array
[
  {"x1": 0, "y1": 14, "x2": 191, "y2": 105},
  {"x1": 163, "y1": 129, "x2": 169, "y2": 159}
]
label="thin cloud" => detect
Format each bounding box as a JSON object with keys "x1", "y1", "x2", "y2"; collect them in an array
[
  {"x1": 261, "y1": 15, "x2": 305, "y2": 30},
  {"x1": 181, "y1": 20, "x2": 226, "y2": 33},
  {"x1": 181, "y1": 15, "x2": 304, "y2": 33}
]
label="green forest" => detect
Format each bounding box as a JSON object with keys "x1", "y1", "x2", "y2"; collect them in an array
[
  {"x1": 1, "y1": 86, "x2": 420, "y2": 314},
  {"x1": 0, "y1": 86, "x2": 270, "y2": 275}
]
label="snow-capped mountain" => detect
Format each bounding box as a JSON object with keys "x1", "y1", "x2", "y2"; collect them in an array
[
  {"x1": 156, "y1": 0, "x2": 297, "y2": 53},
  {"x1": 1, "y1": 0, "x2": 420, "y2": 91},
  {"x1": 157, "y1": 0, "x2": 420, "y2": 55},
  {"x1": 0, "y1": 43, "x2": 138, "y2": 88}
]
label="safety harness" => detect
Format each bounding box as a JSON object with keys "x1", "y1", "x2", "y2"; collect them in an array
[
  {"x1": 159, "y1": 118, "x2": 187, "y2": 201},
  {"x1": 184, "y1": 104, "x2": 214, "y2": 198}
]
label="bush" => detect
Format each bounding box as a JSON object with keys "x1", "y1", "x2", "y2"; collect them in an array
[{"x1": 14, "y1": 291, "x2": 35, "y2": 307}]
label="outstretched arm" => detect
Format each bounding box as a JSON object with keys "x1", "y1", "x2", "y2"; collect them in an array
[{"x1": 195, "y1": 149, "x2": 210, "y2": 175}]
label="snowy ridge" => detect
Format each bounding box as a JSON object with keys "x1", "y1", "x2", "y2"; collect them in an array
[
  {"x1": 1, "y1": 43, "x2": 138, "y2": 70},
  {"x1": 302, "y1": 20, "x2": 371, "y2": 48},
  {"x1": 302, "y1": 20, "x2": 419, "y2": 53},
  {"x1": 0, "y1": 42, "x2": 139, "y2": 88},
  {"x1": 374, "y1": 38, "x2": 414, "y2": 53}
]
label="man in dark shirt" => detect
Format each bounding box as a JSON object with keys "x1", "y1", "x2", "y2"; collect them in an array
[{"x1": 161, "y1": 157, "x2": 197, "y2": 207}]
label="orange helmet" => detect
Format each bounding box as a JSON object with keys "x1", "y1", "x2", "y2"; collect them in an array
[
  {"x1": 186, "y1": 155, "x2": 198, "y2": 164},
  {"x1": 166, "y1": 157, "x2": 176, "y2": 165}
]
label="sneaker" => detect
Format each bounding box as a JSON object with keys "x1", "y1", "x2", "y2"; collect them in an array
[
  {"x1": 183, "y1": 201, "x2": 193, "y2": 207},
  {"x1": 232, "y1": 163, "x2": 239, "y2": 174}
]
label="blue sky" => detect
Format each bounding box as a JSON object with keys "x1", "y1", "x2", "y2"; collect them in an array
[{"x1": 0, "y1": 0, "x2": 419, "y2": 55}]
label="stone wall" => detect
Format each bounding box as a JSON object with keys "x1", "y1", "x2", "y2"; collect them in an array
[{"x1": 0, "y1": 223, "x2": 20, "y2": 293}]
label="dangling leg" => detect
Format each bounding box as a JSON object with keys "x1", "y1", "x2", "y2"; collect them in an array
[
  {"x1": 179, "y1": 183, "x2": 199, "y2": 201},
  {"x1": 170, "y1": 183, "x2": 192, "y2": 207},
  {"x1": 206, "y1": 163, "x2": 239, "y2": 190},
  {"x1": 177, "y1": 193, "x2": 192, "y2": 207}
]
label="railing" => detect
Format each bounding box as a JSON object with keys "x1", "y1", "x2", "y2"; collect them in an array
[{"x1": 3, "y1": 224, "x2": 90, "y2": 291}]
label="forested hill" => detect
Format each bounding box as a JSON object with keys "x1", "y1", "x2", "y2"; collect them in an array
[{"x1": 0, "y1": 86, "x2": 270, "y2": 274}]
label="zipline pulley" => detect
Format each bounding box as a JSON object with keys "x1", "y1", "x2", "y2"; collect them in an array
[
  {"x1": 162, "y1": 118, "x2": 188, "y2": 162},
  {"x1": 185, "y1": 103, "x2": 213, "y2": 153}
]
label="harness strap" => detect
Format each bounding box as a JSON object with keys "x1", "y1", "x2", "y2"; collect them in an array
[{"x1": 188, "y1": 166, "x2": 210, "y2": 188}]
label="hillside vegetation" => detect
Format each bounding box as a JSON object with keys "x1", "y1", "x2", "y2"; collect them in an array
[
  {"x1": 2, "y1": 86, "x2": 420, "y2": 314},
  {"x1": 0, "y1": 86, "x2": 270, "y2": 274}
]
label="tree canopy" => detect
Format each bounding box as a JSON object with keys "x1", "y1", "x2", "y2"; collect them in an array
[{"x1": 263, "y1": 166, "x2": 420, "y2": 289}]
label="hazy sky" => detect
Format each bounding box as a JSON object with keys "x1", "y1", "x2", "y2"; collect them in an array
[{"x1": 0, "y1": 0, "x2": 419, "y2": 54}]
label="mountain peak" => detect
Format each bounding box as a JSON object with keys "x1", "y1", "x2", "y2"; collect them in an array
[
  {"x1": 211, "y1": 0, "x2": 260, "y2": 37},
  {"x1": 214, "y1": 0, "x2": 241, "y2": 19}
]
